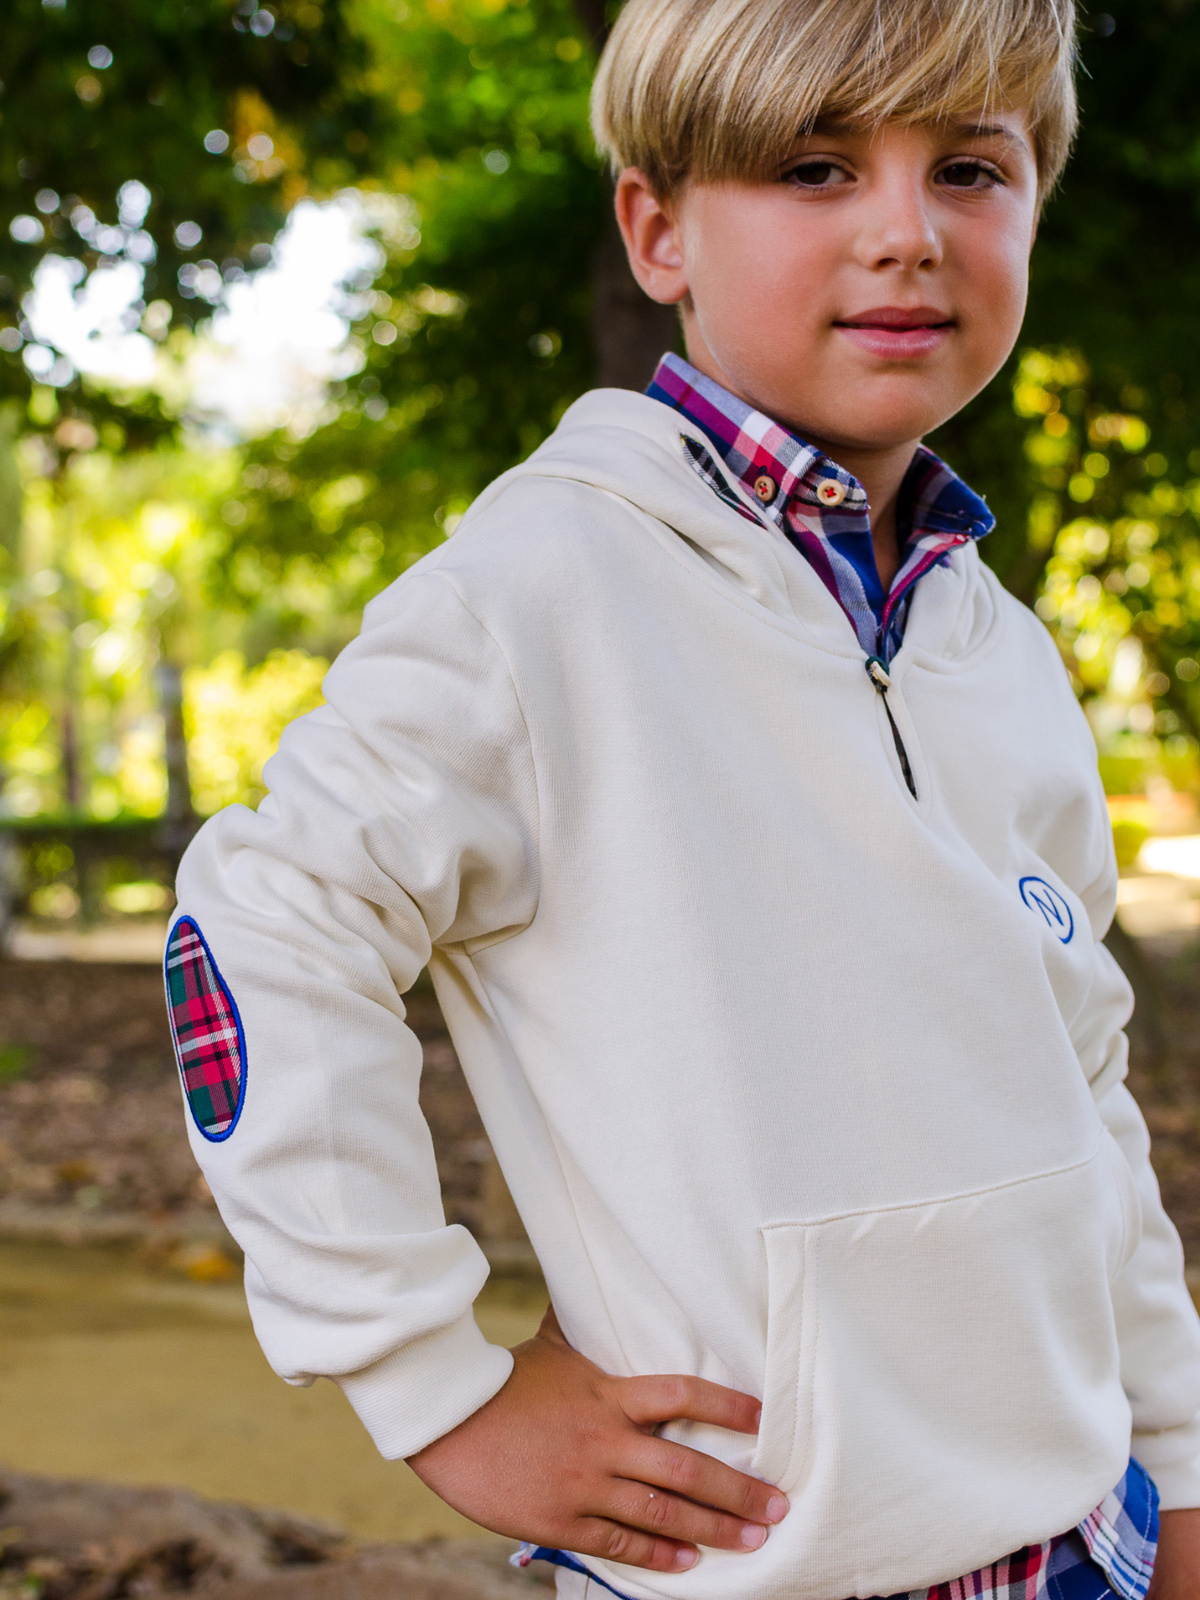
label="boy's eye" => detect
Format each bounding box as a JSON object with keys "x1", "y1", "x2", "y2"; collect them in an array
[
  {"x1": 785, "y1": 160, "x2": 852, "y2": 189},
  {"x1": 937, "y1": 160, "x2": 1000, "y2": 190}
]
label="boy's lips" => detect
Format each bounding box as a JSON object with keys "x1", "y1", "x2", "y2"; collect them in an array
[{"x1": 833, "y1": 305, "x2": 954, "y2": 360}]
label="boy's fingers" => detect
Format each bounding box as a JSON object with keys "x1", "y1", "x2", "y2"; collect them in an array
[
  {"x1": 625, "y1": 1435, "x2": 788, "y2": 1526},
  {"x1": 572, "y1": 1517, "x2": 698, "y2": 1574},
  {"x1": 616, "y1": 1373, "x2": 762, "y2": 1434},
  {"x1": 605, "y1": 1480, "x2": 770, "y2": 1554}
]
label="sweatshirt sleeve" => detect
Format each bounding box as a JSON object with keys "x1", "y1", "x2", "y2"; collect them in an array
[
  {"x1": 169, "y1": 568, "x2": 539, "y2": 1461},
  {"x1": 1072, "y1": 829, "x2": 1200, "y2": 1507}
]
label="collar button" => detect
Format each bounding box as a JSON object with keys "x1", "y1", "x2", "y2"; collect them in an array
[
  {"x1": 816, "y1": 478, "x2": 846, "y2": 507},
  {"x1": 753, "y1": 472, "x2": 778, "y2": 505}
]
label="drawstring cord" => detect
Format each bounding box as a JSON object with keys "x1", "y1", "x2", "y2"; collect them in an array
[{"x1": 865, "y1": 655, "x2": 917, "y2": 800}]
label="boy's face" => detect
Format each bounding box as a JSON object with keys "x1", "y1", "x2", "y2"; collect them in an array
[{"x1": 617, "y1": 115, "x2": 1040, "y2": 456}]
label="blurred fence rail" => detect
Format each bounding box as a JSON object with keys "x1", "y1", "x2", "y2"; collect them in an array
[{"x1": 0, "y1": 814, "x2": 198, "y2": 937}]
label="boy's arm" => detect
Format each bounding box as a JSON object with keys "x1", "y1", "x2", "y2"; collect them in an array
[
  {"x1": 172, "y1": 567, "x2": 788, "y2": 1570},
  {"x1": 1073, "y1": 851, "x2": 1200, "y2": 1510},
  {"x1": 173, "y1": 570, "x2": 539, "y2": 1459}
]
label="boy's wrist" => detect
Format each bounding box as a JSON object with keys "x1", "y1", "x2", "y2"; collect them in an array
[{"x1": 336, "y1": 1310, "x2": 514, "y2": 1461}]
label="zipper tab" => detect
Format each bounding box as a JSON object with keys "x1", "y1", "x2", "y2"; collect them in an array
[{"x1": 864, "y1": 655, "x2": 918, "y2": 800}]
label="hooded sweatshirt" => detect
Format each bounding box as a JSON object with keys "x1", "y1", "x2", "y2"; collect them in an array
[{"x1": 171, "y1": 388, "x2": 1200, "y2": 1600}]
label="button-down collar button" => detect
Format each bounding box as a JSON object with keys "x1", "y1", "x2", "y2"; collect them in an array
[
  {"x1": 753, "y1": 472, "x2": 778, "y2": 505},
  {"x1": 816, "y1": 478, "x2": 846, "y2": 507}
]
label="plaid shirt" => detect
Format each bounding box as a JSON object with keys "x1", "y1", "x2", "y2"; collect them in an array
[
  {"x1": 515, "y1": 1458, "x2": 1158, "y2": 1600},
  {"x1": 646, "y1": 353, "x2": 995, "y2": 664}
]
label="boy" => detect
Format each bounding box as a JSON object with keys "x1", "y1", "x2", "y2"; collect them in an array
[{"x1": 166, "y1": 0, "x2": 1200, "y2": 1595}]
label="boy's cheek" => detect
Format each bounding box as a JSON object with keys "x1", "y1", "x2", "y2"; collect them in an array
[{"x1": 683, "y1": 230, "x2": 1030, "y2": 447}]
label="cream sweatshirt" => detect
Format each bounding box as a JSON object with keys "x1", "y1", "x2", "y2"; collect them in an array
[{"x1": 173, "y1": 389, "x2": 1200, "y2": 1600}]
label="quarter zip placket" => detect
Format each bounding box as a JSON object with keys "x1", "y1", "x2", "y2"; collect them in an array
[{"x1": 866, "y1": 654, "x2": 917, "y2": 799}]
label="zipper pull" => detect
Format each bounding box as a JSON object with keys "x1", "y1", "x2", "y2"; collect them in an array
[{"x1": 864, "y1": 655, "x2": 918, "y2": 800}]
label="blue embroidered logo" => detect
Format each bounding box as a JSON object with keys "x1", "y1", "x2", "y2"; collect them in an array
[{"x1": 1019, "y1": 876, "x2": 1074, "y2": 944}]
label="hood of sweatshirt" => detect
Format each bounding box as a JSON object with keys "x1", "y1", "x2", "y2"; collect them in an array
[{"x1": 466, "y1": 387, "x2": 1001, "y2": 669}]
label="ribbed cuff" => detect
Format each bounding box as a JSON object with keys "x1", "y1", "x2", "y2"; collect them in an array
[
  {"x1": 336, "y1": 1310, "x2": 514, "y2": 1461},
  {"x1": 1133, "y1": 1419, "x2": 1200, "y2": 1510}
]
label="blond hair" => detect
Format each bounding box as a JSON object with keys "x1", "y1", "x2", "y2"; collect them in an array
[{"x1": 591, "y1": 0, "x2": 1077, "y2": 199}]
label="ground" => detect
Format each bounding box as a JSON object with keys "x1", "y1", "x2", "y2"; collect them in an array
[
  {"x1": 1119, "y1": 932, "x2": 1200, "y2": 1264},
  {"x1": 0, "y1": 962, "x2": 526, "y2": 1262},
  {"x1": 0, "y1": 1466, "x2": 553, "y2": 1600}
]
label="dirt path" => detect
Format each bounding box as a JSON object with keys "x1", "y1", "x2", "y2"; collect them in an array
[
  {"x1": 0, "y1": 1463, "x2": 554, "y2": 1600},
  {"x1": 0, "y1": 1239, "x2": 545, "y2": 1541}
]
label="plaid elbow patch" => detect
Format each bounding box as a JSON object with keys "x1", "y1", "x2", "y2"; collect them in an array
[{"x1": 165, "y1": 916, "x2": 246, "y2": 1141}]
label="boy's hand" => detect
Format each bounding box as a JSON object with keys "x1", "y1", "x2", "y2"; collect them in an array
[
  {"x1": 1148, "y1": 1508, "x2": 1200, "y2": 1599},
  {"x1": 407, "y1": 1307, "x2": 789, "y2": 1573}
]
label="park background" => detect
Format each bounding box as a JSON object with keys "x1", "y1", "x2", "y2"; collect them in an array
[{"x1": 3, "y1": 0, "x2": 1200, "y2": 1595}]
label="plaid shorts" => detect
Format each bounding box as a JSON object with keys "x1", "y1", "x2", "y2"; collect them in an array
[{"x1": 518, "y1": 1458, "x2": 1158, "y2": 1600}]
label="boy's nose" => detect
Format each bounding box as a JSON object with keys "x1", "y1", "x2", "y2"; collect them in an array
[{"x1": 856, "y1": 187, "x2": 942, "y2": 273}]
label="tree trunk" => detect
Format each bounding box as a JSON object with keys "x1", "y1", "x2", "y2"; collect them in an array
[
  {"x1": 60, "y1": 704, "x2": 82, "y2": 812},
  {"x1": 573, "y1": 0, "x2": 609, "y2": 50},
  {"x1": 590, "y1": 204, "x2": 680, "y2": 391},
  {"x1": 574, "y1": 0, "x2": 680, "y2": 391},
  {"x1": 156, "y1": 659, "x2": 198, "y2": 865}
]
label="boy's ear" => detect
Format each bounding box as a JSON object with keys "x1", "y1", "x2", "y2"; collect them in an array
[{"x1": 614, "y1": 169, "x2": 690, "y2": 306}]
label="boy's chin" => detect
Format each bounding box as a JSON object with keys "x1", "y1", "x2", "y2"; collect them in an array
[
  {"x1": 798, "y1": 416, "x2": 953, "y2": 457},
  {"x1": 795, "y1": 392, "x2": 967, "y2": 456}
]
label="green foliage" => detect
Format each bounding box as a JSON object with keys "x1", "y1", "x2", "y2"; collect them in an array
[
  {"x1": 0, "y1": 1042, "x2": 32, "y2": 1081},
  {"x1": 223, "y1": 0, "x2": 602, "y2": 591},
  {"x1": 994, "y1": 349, "x2": 1200, "y2": 772},
  {"x1": 0, "y1": 0, "x2": 374, "y2": 412},
  {"x1": 1112, "y1": 817, "x2": 1150, "y2": 870},
  {"x1": 1026, "y1": 0, "x2": 1200, "y2": 471},
  {"x1": 185, "y1": 647, "x2": 327, "y2": 812},
  {"x1": 0, "y1": 437, "x2": 240, "y2": 815}
]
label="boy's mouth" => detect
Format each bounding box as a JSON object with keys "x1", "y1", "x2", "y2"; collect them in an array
[{"x1": 833, "y1": 306, "x2": 955, "y2": 360}]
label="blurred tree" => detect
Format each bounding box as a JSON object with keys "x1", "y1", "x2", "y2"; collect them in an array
[
  {"x1": 217, "y1": 0, "x2": 677, "y2": 602},
  {"x1": 1006, "y1": 348, "x2": 1200, "y2": 755},
  {"x1": 0, "y1": 0, "x2": 373, "y2": 813},
  {"x1": 3, "y1": 428, "x2": 240, "y2": 818},
  {"x1": 934, "y1": 0, "x2": 1200, "y2": 590},
  {"x1": 0, "y1": 0, "x2": 374, "y2": 419},
  {"x1": 215, "y1": 0, "x2": 607, "y2": 601},
  {"x1": 222, "y1": 0, "x2": 1200, "y2": 606},
  {"x1": 184, "y1": 647, "x2": 327, "y2": 814}
]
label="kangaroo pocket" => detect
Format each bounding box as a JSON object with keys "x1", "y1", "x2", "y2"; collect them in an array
[{"x1": 749, "y1": 1136, "x2": 1138, "y2": 1600}]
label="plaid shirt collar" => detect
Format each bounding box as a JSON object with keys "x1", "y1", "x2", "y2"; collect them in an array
[{"x1": 646, "y1": 352, "x2": 994, "y2": 663}]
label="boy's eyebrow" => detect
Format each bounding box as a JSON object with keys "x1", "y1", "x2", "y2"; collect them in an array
[
  {"x1": 941, "y1": 118, "x2": 1033, "y2": 149},
  {"x1": 803, "y1": 117, "x2": 857, "y2": 138}
]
